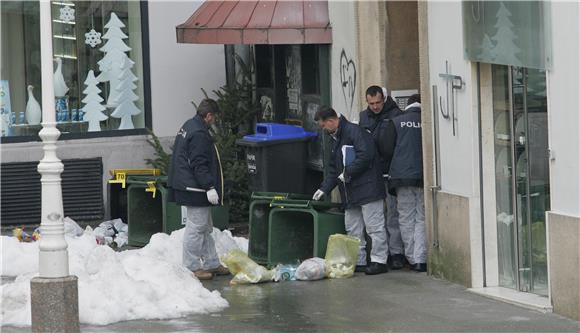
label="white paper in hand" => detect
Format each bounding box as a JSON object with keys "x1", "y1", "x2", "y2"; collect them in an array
[{"x1": 342, "y1": 145, "x2": 355, "y2": 167}]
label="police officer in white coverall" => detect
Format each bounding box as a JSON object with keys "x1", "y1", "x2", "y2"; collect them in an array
[{"x1": 386, "y1": 94, "x2": 427, "y2": 272}]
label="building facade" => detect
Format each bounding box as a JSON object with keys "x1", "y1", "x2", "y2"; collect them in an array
[
  {"x1": 418, "y1": 1, "x2": 579, "y2": 321},
  {"x1": 2, "y1": 0, "x2": 577, "y2": 322},
  {"x1": 1, "y1": 1, "x2": 226, "y2": 222}
]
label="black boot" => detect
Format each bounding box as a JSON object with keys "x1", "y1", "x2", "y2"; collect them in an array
[
  {"x1": 355, "y1": 265, "x2": 367, "y2": 273},
  {"x1": 412, "y1": 263, "x2": 427, "y2": 272},
  {"x1": 390, "y1": 254, "x2": 405, "y2": 270},
  {"x1": 365, "y1": 262, "x2": 388, "y2": 275}
]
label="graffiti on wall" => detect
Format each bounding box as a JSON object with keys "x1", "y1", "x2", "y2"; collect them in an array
[
  {"x1": 260, "y1": 95, "x2": 273, "y2": 121},
  {"x1": 339, "y1": 49, "x2": 357, "y2": 113},
  {"x1": 286, "y1": 46, "x2": 302, "y2": 118}
]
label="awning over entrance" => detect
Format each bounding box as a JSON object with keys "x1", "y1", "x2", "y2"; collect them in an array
[{"x1": 176, "y1": 0, "x2": 332, "y2": 45}]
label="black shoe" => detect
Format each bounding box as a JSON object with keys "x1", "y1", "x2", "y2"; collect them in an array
[
  {"x1": 390, "y1": 254, "x2": 405, "y2": 270},
  {"x1": 412, "y1": 263, "x2": 427, "y2": 272},
  {"x1": 355, "y1": 265, "x2": 367, "y2": 273},
  {"x1": 365, "y1": 262, "x2": 388, "y2": 275}
]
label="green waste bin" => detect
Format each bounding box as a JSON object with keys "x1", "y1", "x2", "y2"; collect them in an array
[
  {"x1": 267, "y1": 199, "x2": 345, "y2": 266},
  {"x1": 126, "y1": 176, "x2": 229, "y2": 247},
  {"x1": 247, "y1": 192, "x2": 344, "y2": 267},
  {"x1": 248, "y1": 192, "x2": 311, "y2": 265}
]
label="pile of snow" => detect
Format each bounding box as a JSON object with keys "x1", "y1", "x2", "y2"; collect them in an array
[{"x1": 1, "y1": 226, "x2": 248, "y2": 327}]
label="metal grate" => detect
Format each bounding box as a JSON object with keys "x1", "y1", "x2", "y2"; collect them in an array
[{"x1": 1, "y1": 158, "x2": 103, "y2": 224}]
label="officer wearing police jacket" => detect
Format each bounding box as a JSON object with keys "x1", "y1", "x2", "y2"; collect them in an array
[
  {"x1": 359, "y1": 85, "x2": 405, "y2": 270},
  {"x1": 312, "y1": 106, "x2": 389, "y2": 275},
  {"x1": 167, "y1": 99, "x2": 229, "y2": 280},
  {"x1": 387, "y1": 94, "x2": 426, "y2": 272}
]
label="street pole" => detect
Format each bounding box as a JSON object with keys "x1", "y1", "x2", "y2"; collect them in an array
[
  {"x1": 30, "y1": 1, "x2": 80, "y2": 332},
  {"x1": 37, "y1": 0, "x2": 67, "y2": 280}
]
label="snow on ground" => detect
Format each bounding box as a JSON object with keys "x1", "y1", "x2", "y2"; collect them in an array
[{"x1": 0, "y1": 227, "x2": 248, "y2": 327}]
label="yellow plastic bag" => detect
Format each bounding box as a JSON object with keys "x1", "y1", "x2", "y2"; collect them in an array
[
  {"x1": 221, "y1": 249, "x2": 274, "y2": 285},
  {"x1": 324, "y1": 234, "x2": 360, "y2": 278}
]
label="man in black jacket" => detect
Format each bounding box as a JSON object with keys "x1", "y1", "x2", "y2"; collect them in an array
[
  {"x1": 167, "y1": 99, "x2": 229, "y2": 280},
  {"x1": 388, "y1": 94, "x2": 426, "y2": 272},
  {"x1": 359, "y1": 85, "x2": 405, "y2": 270},
  {"x1": 312, "y1": 106, "x2": 389, "y2": 275}
]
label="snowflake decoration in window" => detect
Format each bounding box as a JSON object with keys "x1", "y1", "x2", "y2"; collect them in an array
[
  {"x1": 59, "y1": 5, "x2": 75, "y2": 23},
  {"x1": 85, "y1": 29, "x2": 102, "y2": 48}
]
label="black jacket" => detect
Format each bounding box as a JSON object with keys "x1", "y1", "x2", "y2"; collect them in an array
[
  {"x1": 359, "y1": 97, "x2": 402, "y2": 174},
  {"x1": 167, "y1": 115, "x2": 224, "y2": 207},
  {"x1": 320, "y1": 116, "x2": 385, "y2": 209},
  {"x1": 388, "y1": 103, "x2": 423, "y2": 195}
]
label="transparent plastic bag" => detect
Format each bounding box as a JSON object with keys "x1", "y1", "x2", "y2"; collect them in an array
[
  {"x1": 324, "y1": 234, "x2": 360, "y2": 279},
  {"x1": 273, "y1": 264, "x2": 298, "y2": 282},
  {"x1": 221, "y1": 249, "x2": 273, "y2": 284},
  {"x1": 295, "y1": 257, "x2": 326, "y2": 281}
]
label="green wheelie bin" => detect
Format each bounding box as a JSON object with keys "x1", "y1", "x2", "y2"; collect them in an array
[
  {"x1": 267, "y1": 198, "x2": 345, "y2": 266},
  {"x1": 126, "y1": 176, "x2": 229, "y2": 247},
  {"x1": 247, "y1": 192, "x2": 345, "y2": 267}
]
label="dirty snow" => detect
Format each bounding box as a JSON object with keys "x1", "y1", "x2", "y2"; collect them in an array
[{"x1": 1, "y1": 227, "x2": 248, "y2": 327}]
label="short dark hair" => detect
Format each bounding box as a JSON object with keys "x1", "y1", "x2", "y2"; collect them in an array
[
  {"x1": 197, "y1": 98, "x2": 220, "y2": 117},
  {"x1": 365, "y1": 85, "x2": 384, "y2": 98},
  {"x1": 407, "y1": 94, "x2": 421, "y2": 105},
  {"x1": 314, "y1": 106, "x2": 338, "y2": 121}
]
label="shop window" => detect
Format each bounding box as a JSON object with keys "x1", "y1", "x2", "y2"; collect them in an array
[
  {"x1": 301, "y1": 45, "x2": 319, "y2": 95},
  {"x1": 0, "y1": 1, "x2": 148, "y2": 140}
]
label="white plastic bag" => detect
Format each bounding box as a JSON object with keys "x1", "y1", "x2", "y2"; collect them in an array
[
  {"x1": 63, "y1": 217, "x2": 84, "y2": 237},
  {"x1": 111, "y1": 218, "x2": 128, "y2": 233},
  {"x1": 295, "y1": 258, "x2": 326, "y2": 281},
  {"x1": 114, "y1": 231, "x2": 128, "y2": 247}
]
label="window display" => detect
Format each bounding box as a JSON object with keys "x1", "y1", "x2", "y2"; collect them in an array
[{"x1": 0, "y1": 1, "x2": 147, "y2": 139}]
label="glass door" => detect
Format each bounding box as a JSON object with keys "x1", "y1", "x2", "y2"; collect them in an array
[{"x1": 492, "y1": 65, "x2": 549, "y2": 296}]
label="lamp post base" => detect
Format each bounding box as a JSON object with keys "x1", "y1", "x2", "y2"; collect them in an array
[{"x1": 30, "y1": 276, "x2": 80, "y2": 333}]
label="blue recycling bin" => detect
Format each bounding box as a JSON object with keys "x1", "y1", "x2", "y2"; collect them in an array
[{"x1": 237, "y1": 123, "x2": 317, "y2": 195}]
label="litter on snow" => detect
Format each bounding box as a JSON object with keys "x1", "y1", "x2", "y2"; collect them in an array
[
  {"x1": 2, "y1": 215, "x2": 354, "y2": 328},
  {"x1": 0, "y1": 218, "x2": 248, "y2": 328}
]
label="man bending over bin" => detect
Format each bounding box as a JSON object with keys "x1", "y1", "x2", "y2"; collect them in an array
[
  {"x1": 167, "y1": 98, "x2": 230, "y2": 280},
  {"x1": 312, "y1": 106, "x2": 389, "y2": 275}
]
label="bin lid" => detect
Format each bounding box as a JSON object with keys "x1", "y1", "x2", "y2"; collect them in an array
[{"x1": 241, "y1": 123, "x2": 317, "y2": 142}]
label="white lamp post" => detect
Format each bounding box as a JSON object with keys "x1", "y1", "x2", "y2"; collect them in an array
[
  {"x1": 30, "y1": 1, "x2": 79, "y2": 332},
  {"x1": 37, "y1": 0, "x2": 68, "y2": 279}
]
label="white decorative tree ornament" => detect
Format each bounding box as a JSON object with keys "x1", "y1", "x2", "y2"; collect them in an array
[
  {"x1": 479, "y1": 33, "x2": 497, "y2": 61},
  {"x1": 59, "y1": 5, "x2": 75, "y2": 23},
  {"x1": 85, "y1": 28, "x2": 102, "y2": 48},
  {"x1": 97, "y1": 12, "x2": 132, "y2": 107},
  {"x1": 110, "y1": 57, "x2": 141, "y2": 130},
  {"x1": 81, "y1": 70, "x2": 108, "y2": 132},
  {"x1": 491, "y1": 2, "x2": 522, "y2": 66},
  {"x1": 53, "y1": 57, "x2": 69, "y2": 97}
]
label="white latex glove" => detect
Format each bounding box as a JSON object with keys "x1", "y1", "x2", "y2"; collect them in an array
[
  {"x1": 338, "y1": 173, "x2": 345, "y2": 182},
  {"x1": 207, "y1": 188, "x2": 219, "y2": 205},
  {"x1": 312, "y1": 189, "x2": 325, "y2": 201}
]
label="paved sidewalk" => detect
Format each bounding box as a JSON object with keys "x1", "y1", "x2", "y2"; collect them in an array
[{"x1": 4, "y1": 270, "x2": 579, "y2": 332}]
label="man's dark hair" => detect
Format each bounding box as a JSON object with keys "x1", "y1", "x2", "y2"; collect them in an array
[
  {"x1": 407, "y1": 94, "x2": 421, "y2": 105},
  {"x1": 197, "y1": 98, "x2": 220, "y2": 117},
  {"x1": 365, "y1": 85, "x2": 384, "y2": 98},
  {"x1": 314, "y1": 106, "x2": 338, "y2": 121}
]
